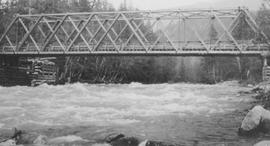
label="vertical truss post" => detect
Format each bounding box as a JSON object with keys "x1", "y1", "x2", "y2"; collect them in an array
[
  {"x1": 177, "y1": 17, "x2": 181, "y2": 51},
  {"x1": 182, "y1": 19, "x2": 187, "y2": 51}
]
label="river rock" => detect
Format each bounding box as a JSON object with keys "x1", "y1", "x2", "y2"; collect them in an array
[
  {"x1": 253, "y1": 81, "x2": 270, "y2": 93},
  {"x1": 104, "y1": 133, "x2": 140, "y2": 146},
  {"x1": 138, "y1": 140, "x2": 148, "y2": 146},
  {"x1": 104, "y1": 134, "x2": 177, "y2": 146},
  {"x1": 16, "y1": 131, "x2": 40, "y2": 144},
  {"x1": 33, "y1": 135, "x2": 48, "y2": 145},
  {"x1": 92, "y1": 144, "x2": 112, "y2": 146},
  {"x1": 110, "y1": 137, "x2": 140, "y2": 146},
  {"x1": 0, "y1": 139, "x2": 16, "y2": 146},
  {"x1": 139, "y1": 140, "x2": 177, "y2": 146},
  {"x1": 254, "y1": 140, "x2": 270, "y2": 146},
  {"x1": 239, "y1": 105, "x2": 270, "y2": 135},
  {"x1": 48, "y1": 135, "x2": 89, "y2": 144},
  {"x1": 240, "y1": 106, "x2": 264, "y2": 131},
  {"x1": 105, "y1": 133, "x2": 125, "y2": 143}
]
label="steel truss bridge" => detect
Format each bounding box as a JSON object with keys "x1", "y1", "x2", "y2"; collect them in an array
[{"x1": 0, "y1": 8, "x2": 270, "y2": 56}]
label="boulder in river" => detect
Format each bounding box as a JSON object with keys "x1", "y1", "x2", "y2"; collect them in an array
[
  {"x1": 239, "y1": 105, "x2": 270, "y2": 135},
  {"x1": 105, "y1": 133, "x2": 125, "y2": 143},
  {"x1": 105, "y1": 134, "x2": 178, "y2": 146},
  {"x1": 110, "y1": 136, "x2": 140, "y2": 146},
  {"x1": 254, "y1": 140, "x2": 270, "y2": 146},
  {"x1": 252, "y1": 81, "x2": 270, "y2": 93}
]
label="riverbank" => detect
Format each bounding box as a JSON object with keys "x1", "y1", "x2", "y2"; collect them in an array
[{"x1": 248, "y1": 81, "x2": 270, "y2": 109}]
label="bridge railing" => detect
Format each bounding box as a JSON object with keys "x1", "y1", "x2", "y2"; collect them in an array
[{"x1": 1, "y1": 42, "x2": 269, "y2": 54}]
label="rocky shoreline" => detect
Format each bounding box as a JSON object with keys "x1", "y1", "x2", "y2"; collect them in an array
[
  {"x1": 0, "y1": 128, "x2": 180, "y2": 146},
  {"x1": 236, "y1": 81, "x2": 270, "y2": 146}
]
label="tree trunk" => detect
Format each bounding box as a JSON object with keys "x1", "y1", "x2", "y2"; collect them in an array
[
  {"x1": 236, "y1": 57, "x2": 242, "y2": 80},
  {"x1": 212, "y1": 57, "x2": 216, "y2": 83}
]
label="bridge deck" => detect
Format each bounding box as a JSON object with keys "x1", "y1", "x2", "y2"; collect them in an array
[{"x1": 1, "y1": 45, "x2": 269, "y2": 56}]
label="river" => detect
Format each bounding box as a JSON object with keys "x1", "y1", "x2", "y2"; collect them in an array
[{"x1": 0, "y1": 81, "x2": 264, "y2": 145}]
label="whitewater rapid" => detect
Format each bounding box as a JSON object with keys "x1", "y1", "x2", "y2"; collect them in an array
[{"x1": 0, "y1": 81, "x2": 256, "y2": 145}]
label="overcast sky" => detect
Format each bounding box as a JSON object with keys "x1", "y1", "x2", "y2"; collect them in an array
[
  {"x1": 107, "y1": 0, "x2": 260, "y2": 10},
  {"x1": 107, "y1": 0, "x2": 209, "y2": 10}
]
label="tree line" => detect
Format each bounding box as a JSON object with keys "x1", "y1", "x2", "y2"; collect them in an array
[{"x1": 0, "y1": 0, "x2": 269, "y2": 84}]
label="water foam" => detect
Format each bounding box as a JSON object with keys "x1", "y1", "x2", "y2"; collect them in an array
[{"x1": 0, "y1": 82, "x2": 252, "y2": 128}]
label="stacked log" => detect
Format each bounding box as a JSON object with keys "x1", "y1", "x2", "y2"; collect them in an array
[
  {"x1": 263, "y1": 66, "x2": 270, "y2": 82},
  {"x1": 0, "y1": 59, "x2": 57, "y2": 86},
  {"x1": 29, "y1": 60, "x2": 57, "y2": 86}
]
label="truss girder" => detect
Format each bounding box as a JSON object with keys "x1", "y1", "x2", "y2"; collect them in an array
[{"x1": 0, "y1": 8, "x2": 269, "y2": 56}]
